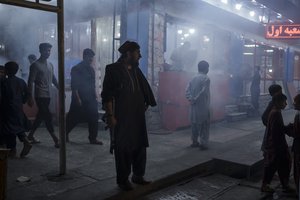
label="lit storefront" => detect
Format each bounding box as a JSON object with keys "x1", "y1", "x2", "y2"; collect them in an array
[{"x1": 153, "y1": 0, "x2": 300, "y2": 129}]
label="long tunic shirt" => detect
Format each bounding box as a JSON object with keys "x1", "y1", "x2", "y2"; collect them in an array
[
  {"x1": 68, "y1": 61, "x2": 98, "y2": 121},
  {"x1": 101, "y1": 62, "x2": 156, "y2": 150},
  {"x1": 250, "y1": 71, "x2": 261, "y2": 94},
  {"x1": 265, "y1": 108, "x2": 289, "y2": 153},
  {"x1": 1, "y1": 75, "x2": 28, "y2": 135},
  {"x1": 185, "y1": 72, "x2": 210, "y2": 124}
]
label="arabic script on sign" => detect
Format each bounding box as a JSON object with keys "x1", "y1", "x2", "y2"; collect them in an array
[{"x1": 266, "y1": 24, "x2": 300, "y2": 39}]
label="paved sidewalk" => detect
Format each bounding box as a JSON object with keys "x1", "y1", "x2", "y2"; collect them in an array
[
  {"x1": 142, "y1": 173, "x2": 298, "y2": 200},
  {"x1": 4, "y1": 109, "x2": 297, "y2": 200}
]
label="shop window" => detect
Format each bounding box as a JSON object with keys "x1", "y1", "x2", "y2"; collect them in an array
[{"x1": 165, "y1": 22, "x2": 203, "y2": 72}]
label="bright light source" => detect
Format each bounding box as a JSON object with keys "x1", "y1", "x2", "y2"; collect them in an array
[
  {"x1": 184, "y1": 33, "x2": 189, "y2": 37},
  {"x1": 268, "y1": 69, "x2": 273, "y2": 73},
  {"x1": 259, "y1": 15, "x2": 266, "y2": 22},
  {"x1": 103, "y1": 38, "x2": 107, "y2": 42},
  {"x1": 189, "y1": 29, "x2": 195, "y2": 34},
  {"x1": 249, "y1": 11, "x2": 255, "y2": 17},
  {"x1": 221, "y1": 0, "x2": 228, "y2": 4},
  {"x1": 235, "y1": 4, "x2": 242, "y2": 10},
  {"x1": 177, "y1": 30, "x2": 183, "y2": 34},
  {"x1": 243, "y1": 52, "x2": 254, "y2": 55},
  {"x1": 265, "y1": 49, "x2": 274, "y2": 53},
  {"x1": 203, "y1": 35, "x2": 210, "y2": 42},
  {"x1": 244, "y1": 44, "x2": 258, "y2": 48},
  {"x1": 277, "y1": 13, "x2": 282, "y2": 19},
  {"x1": 181, "y1": 37, "x2": 185, "y2": 40}
]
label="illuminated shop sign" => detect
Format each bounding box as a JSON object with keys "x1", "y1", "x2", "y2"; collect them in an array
[{"x1": 266, "y1": 24, "x2": 300, "y2": 39}]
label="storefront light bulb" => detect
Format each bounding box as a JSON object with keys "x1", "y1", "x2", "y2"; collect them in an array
[
  {"x1": 235, "y1": 4, "x2": 242, "y2": 10},
  {"x1": 203, "y1": 35, "x2": 210, "y2": 42},
  {"x1": 277, "y1": 13, "x2": 282, "y2": 19},
  {"x1": 249, "y1": 11, "x2": 255, "y2": 17},
  {"x1": 189, "y1": 29, "x2": 195, "y2": 34},
  {"x1": 221, "y1": 0, "x2": 228, "y2": 4},
  {"x1": 184, "y1": 33, "x2": 189, "y2": 37},
  {"x1": 177, "y1": 30, "x2": 183, "y2": 34},
  {"x1": 268, "y1": 69, "x2": 273, "y2": 73}
]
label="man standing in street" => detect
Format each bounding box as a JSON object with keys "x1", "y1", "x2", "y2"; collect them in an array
[
  {"x1": 66, "y1": 48, "x2": 103, "y2": 145},
  {"x1": 101, "y1": 41, "x2": 156, "y2": 191},
  {"x1": 186, "y1": 60, "x2": 210, "y2": 150},
  {"x1": 27, "y1": 43, "x2": 59, "y2": 148}
]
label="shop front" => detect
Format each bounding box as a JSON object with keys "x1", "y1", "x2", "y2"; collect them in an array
[{"x1": 153, "y1": 0, "x2": 298, "y2": 130}]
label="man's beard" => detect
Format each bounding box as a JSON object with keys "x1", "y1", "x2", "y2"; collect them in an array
[{"x1": 130, "y1": 60, "x2": 139, "y2": 68}]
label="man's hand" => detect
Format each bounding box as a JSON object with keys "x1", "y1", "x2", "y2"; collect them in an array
[
  {"x1": 145, "y1": 105, "x2": 149, "y2": 111},
  {"x1": 74, "y1": 90, "x2": 82, "y2": 106},
  {"x1": 189, "y1": 99, "x2": 195, "y2": 105},
  {"x1": 27, "y1": 96, "x2": 34, "y2": 107},
  {"x1": 107, "y1": 115, "x2": 117, "y2": 128}
]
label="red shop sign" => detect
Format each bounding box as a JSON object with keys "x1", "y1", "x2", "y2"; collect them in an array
[{"x1": 265, "y1": 24, "x2": 300, "y2": 39}]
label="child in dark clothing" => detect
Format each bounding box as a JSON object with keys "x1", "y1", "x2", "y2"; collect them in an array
[
  {"x1": 261, "y1": 84, "x2": 282, "y2": 152},
  {"x1": 292, "y1": 94, "x2": 300, "y2": 194},
  {"x1": 1, "y1": 61, "x2": 32, "y2": 158},
  {"x1": 261, "y1": 93, "x2": 294, "y2": 193}
]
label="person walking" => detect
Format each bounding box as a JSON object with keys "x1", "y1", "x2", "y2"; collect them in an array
[
  {"x1": 27, "y1": 43, "x2": 59, "y2": 148},
  {"x1": 261, "y1": 84, "x2": 283, "y2": 152},
  {"x1": 1, "y1": 61, "x2": 32, "y2": 157},
  {"x1": 101, "y1": 41, "x2": 156, "y2": 191},
  {"x1": 261, "y1": 93, "x2": 294, "y2": 193},
  {"x1": 185, "y1": 60, "x2": 210, "y2": 150},
  {"x1": 66, "y1": 48, "x2": 103, "y2": 145}
]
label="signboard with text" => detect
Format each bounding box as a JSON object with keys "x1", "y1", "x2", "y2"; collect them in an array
[{"x1": 265, "y1": 24, "x2": 300, "y2": 39}]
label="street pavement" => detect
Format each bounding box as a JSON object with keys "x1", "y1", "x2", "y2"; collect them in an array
[{"x1": 3, "y1": 109, "x2": 299, "y2": 200}]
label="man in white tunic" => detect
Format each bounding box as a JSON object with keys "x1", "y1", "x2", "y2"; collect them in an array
[{"x1": 186, "y1": 60, "x2": 210, "y2": 150}]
